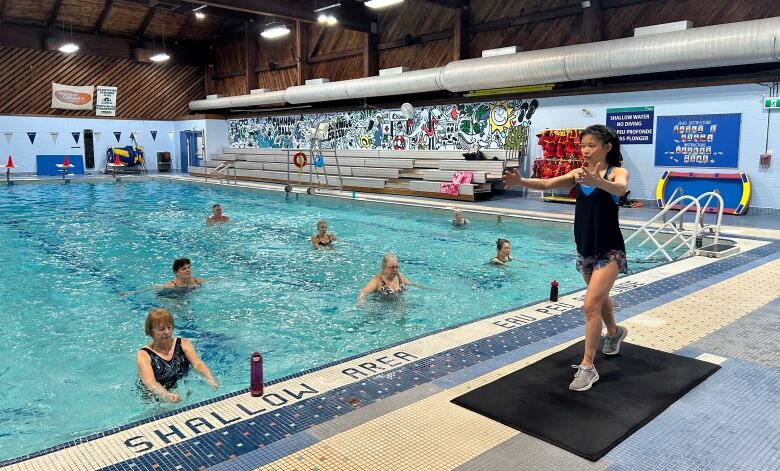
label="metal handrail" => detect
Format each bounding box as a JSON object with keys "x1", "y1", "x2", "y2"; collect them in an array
[{"x1": 625, "y1": 194, "x2": 702, "y2": 262}]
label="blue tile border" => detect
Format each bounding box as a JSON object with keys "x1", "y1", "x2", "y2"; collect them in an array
[{"x1": 81, "y1": 241, "x2": 780, "y2": 471}]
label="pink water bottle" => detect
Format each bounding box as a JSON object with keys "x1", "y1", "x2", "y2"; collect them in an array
[
  {"x1": 250, "y1": 352, "x2": 264, "y2": 397},
  {"x1": 549, "y1": 280, "x2": 559, "y2": 302}
]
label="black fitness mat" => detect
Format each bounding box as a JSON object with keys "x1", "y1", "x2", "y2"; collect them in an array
[{"x1": 452, "y1": 340, "x2": 720, "y2": 461}]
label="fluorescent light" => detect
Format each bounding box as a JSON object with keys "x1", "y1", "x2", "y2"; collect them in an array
[
  {"x1": 318, "y1": 13, "x2": 328, "y2": 23},
  {"x1": 260, "y1": 24, "x2": 291, "y2": 39},
  {"x1": 327, "y1": 15, "x2": 338, "y2": 25},
  {"x1": 195, "y1": 12, "x2": 205, "y2": 19},
  {"x1": 313, "y1": 2, "x2": 340, "y2": 13},
  {"x1": 59, "y1": 42, "x2": 79, "y2": 53},
  {"x1": 150, "y1": 52, "x2": 170, "y2": 62},
  {"x1": 364, "y1": 0, "x2": 404, "y2": 8}
]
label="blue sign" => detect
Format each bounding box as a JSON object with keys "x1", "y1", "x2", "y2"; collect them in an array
[
  {"x1": 655, "y1": 113, "x2": 741, "y2": 168},
  {"x1": 607, "y1": 106, "x2": 654, "y2": 144}
]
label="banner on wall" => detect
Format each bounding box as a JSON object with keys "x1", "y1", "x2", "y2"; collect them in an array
[
  {"x1": 655, "y1": 113, "x2": 741, "y2": 168},
  {"x1": 113, "y1": 131, "x2": 122, "y2": 143},
  {"x1": 94, "y1": 131, "x2": 101, "y2": 142},
  {"x1": 52, "y1": 83, "x2": 93, "y2": 110},
  {"x1": 27, "y1": 132, "x2": 36, "y2": 145},
  {"x1": 71, "y1": 132, "x2": 80, "y2": 143},
  {"x1": 606, "y1": 106, "x2": 654, "y2": 144},
  {"x1": 50, "y1": 132, "x2": 59, "y2": 144},
  {"x1": 150, "y1": 130, "x2": 157, "y2": 141},
  {"x1": 96, "y1": 86, "x2": 117, "y2": 116},
  {"x1": 168, "y1": 130, "x2": 174, "y2": 142},
  {"x1": 3, "y1": 132, "x2": 11, "y2": 144}
]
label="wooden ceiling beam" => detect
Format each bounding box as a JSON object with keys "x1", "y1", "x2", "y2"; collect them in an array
[
  {"x1": 47, "y1": 0, "x2": 65, "y2": 29},
  {"x1": 119, "y1": 0, "x2": 255, "y2": 22},
  {"x1": 453, "y1": 0, "x2": 469, "y2": 60},
  {"x1": 417, "y1": 0, "x2": 463, "y2": 9},
  {"x1": 583, "y1": 0, "x2": 603, "y2": 43},
  {"x1": 467, "y1": 5, "x2": 581, "y2": 34},
  {"x1": 0, "y1": 0, "x2": 6, "y2": 24},
  {"x1": 307, "y1": 27, "x2": 326, "y2": 60},
  {"x1": 175, "y1": 13, "x2": 194, "y2": 43},
  {"x1": 195, "y1": 0, "x2": 376, "y2": 31},
  {"x1": 136, "y1": 8, "x2": 156, "y2": 39},
  {"x1": 94, "y1": 0, "x2": 114, "y2": 34},
  {"x1": 296, "y1": 20, "x2": 309, "y2": 86}
]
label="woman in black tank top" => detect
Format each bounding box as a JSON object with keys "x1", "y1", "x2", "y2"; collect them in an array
[
  {"x1": 503, "y1": 125, "x2": 630, "y2": 392},
  {"x1": 136, "y1": 308, "x2": 219, "y2": 403}
]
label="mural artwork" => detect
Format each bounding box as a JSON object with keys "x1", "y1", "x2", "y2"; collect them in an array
[{"x1": 227, "y1": 98, "x2": 539, "y2": 151}]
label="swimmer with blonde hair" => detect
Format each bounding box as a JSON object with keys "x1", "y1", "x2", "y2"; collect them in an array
[
  {"x1": 311, "y1": 219, "x2": 337, "y2": 248},
  {"x1": 358, "y1": 252, "x2": 432, "y2": 305}
]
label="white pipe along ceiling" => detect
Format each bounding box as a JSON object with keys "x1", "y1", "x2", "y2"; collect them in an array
[{"x1": 189, "y1": 17, "x2": 780, "y2": 111}]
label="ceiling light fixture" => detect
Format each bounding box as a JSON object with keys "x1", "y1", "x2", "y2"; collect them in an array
[
  {"x1": 59, "y1": 21, "x2": 79, "y2": 53},
  {"x1": 364, "y1": 0, "x2": 404, "y2": 9},
  {"x1": 150, "y1": 52, "x2": 170, "y2": 62},
  {"x1": 314, "y1": 2, "x2": 341, "y2": 13},
  {"x1": 261, "y1": 22, "x2": 291, "y2": 39},
  {"x1": 327, "y1": 15, "x2": 338, "y2": 25},
  {"x1": 193, "y1": 3, "x2": 206, "y2": 19}
]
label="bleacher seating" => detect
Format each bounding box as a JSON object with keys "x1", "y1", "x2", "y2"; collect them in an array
[{"x1": 190, "y1": 147, "x2": 518, "y2": 201}]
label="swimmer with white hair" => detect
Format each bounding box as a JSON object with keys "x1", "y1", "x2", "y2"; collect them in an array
[{"x1": 452, "y1": 209, "x2": 469, "y2": 227}]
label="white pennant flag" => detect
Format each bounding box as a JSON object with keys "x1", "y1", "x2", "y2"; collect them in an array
[
  {"x1": 3, "y1": 132, "x2": 12, "y2": 144},
  {"x1": 94, "y1": 131, "x2": 101, "y2": 142},
  {"x1": 51, "y1": 132, "x2": 59, "y2": 144},
  {"x1": 168, "y1": 130, "x2": 174, "y2": 142}
]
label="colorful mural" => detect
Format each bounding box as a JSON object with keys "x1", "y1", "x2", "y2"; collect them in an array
[{"x1": 227, "y1": 98, "x2": 539, "y2": 151}]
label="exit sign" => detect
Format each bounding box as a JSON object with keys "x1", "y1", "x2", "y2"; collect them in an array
[{"x1": 764, "y1": 97, "x2": 780, "y2": 108}]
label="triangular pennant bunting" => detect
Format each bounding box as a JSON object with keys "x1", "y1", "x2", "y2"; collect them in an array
[
  {"x1": 50, "y1": 132, "x2": 59, "y2": 144},
  {"x1": 4, "y1": 132, "x2": 13, "y2": 144},
  {"x1": 167, "y1": 130, "x2": 174, "y2": 142},
  {"x1": 27, "y1": 132, "x2": 36, "y2": 145},
  {"x1": 114, "y1": 131, "x2": 121, "y2": 143},
  {"x1": 132, "y1": 131, "x2": 140, "y2": 141},
  {"x1": 71, "y1": 132, "x2": 80, "y2": 144},
  {"x1": 150, "y1": 130, "x2": 157, "y2": 141},
  {"x1": 94, "y1": 131, "x2": 101, "y2": 142}
]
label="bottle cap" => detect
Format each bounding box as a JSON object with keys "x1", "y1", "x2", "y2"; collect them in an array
[{"x1": 551, "y1": 280, "x2": 558, "y2": 287}]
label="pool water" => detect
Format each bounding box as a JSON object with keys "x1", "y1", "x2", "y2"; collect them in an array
[{"x1": 0, "y1": 179, "x2": 666, "y2": 461}]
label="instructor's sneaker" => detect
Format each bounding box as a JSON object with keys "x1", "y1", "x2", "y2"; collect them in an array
[
  {"x1": 602, "y1": 325, "x2": 628, "y2": 355},
  {"x1": 569, "y1": 364, "x2": 599, "y2": 391}
]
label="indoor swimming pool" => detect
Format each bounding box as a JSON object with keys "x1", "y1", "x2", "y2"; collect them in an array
[{"x1": 0, "y1": 179, "x2": 670, "y2": 460}]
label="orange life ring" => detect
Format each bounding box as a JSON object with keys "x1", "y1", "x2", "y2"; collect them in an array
[{"x1": 293, "y1": 152, "x2": 307, "y2": 169}]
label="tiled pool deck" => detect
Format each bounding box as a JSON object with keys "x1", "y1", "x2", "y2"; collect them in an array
[{"x1": 3, "y1": 177, "x2": 779, "y2": 471}]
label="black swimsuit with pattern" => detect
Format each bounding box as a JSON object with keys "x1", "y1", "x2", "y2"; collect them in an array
[{"x1": 141, "y1": 338, "x2": 190, "y2": 389}]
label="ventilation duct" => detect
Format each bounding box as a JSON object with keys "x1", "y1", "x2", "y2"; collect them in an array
[
  {"x1": 189, "y1": 17, "x2": 780, "y2": 111},
  {"x1": 189, "y1": 90, "x2": 286, "y2": 110}
]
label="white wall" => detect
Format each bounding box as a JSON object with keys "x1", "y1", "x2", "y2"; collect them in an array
[
  {"x1": 531, "y1": 83, "x2": 780, "y2": 210},
  {"x1": 0, "y1": 115, "x2": 176, "y2": 173}
]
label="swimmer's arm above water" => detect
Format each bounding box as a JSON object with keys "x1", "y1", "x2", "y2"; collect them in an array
[{"x1": 357, "y1": 276, "x2": 380, "y2": 305}]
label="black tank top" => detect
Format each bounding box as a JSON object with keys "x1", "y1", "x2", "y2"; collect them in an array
[
  {"x1": 141, "y1": 338, "x2": 190, "y2": 389},
  {"x1": 574, "y1": 166, "x2": 625, "y2": 257}
]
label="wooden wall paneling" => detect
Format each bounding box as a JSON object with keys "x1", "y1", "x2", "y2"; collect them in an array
[
  {"x1": 47, "y1": 0, "x2": 65, "y2": 28},
  {"x1": 309, "y1": 56, "x2": 364, "y2": 82},
  {"x1": 214, "y1": 37, "x2": 243, "y2": 74},
  {"x1": 378, "y1": 38, "x2": 452, "y2": 70},
  {"x1": 182, "y1": 15, "x2": 222, "y2": 41},
  {"x1": 378, "y1": 0, "x2": 454, "y2": 43},
  {"x1": 470, "y1": 0, "x2": 578, "y2": 24},
  {"x1": 0, "y1": 46, "x2": 203, "y2": 118},
  {"x1": 602, "y1": 0, "x2": 780, "y2": 40},
  {"x1": 257, "y1": 68, "x2": 295, "y2": 91},
  {"x1": 469, "y1": 15, "x2": 583, "y2": 56}
]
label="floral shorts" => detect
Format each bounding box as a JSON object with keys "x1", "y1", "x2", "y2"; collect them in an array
[{"x1": 576, "y1": 249, "x2": 628, "y2": 275}]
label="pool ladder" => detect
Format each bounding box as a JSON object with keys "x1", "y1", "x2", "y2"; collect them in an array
[
  {"x1": 625, "y1": 191, "x2": 724, "y2": 262},
  {"x1": 207, "y1": 161, "x2": 237, "y2": 184}
]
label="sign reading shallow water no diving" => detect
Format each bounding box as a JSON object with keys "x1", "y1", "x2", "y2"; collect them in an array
[{"x1": 606, "y1": 106, "x2": 654, "y2": 144}]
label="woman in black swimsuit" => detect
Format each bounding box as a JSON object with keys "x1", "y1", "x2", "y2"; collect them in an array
[
  {"x1": 311, "y1": 219, "x2": 337, "y2": 249},
  {"x1": 136, "y1": 308, "x2": 218, "y2": 403},
  {"x1": 357, "y1": 252, "x2": 416, "y2": 305},
  {"x1": 161, "y1": 258, "x2": 205, "y2": 289},
  {"x1": 503, "y1": 125, "x2": 630, "y2": 392}
]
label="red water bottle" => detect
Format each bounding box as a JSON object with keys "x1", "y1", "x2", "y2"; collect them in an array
[
  {"x1": 550, "y1": 280, "x2": 559, "y2": 302},
  {"x1": 250, "y1": 352, "x2": 264, "y2": 397}
]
